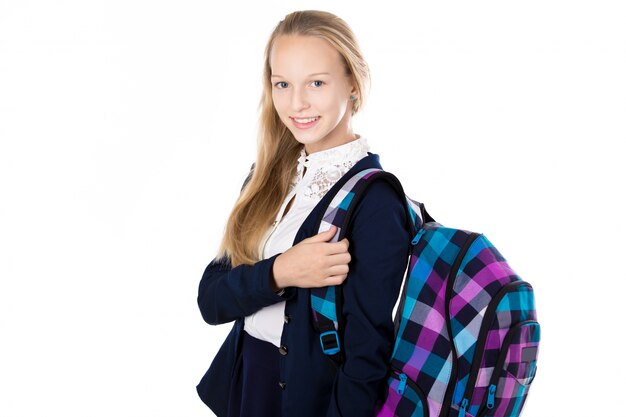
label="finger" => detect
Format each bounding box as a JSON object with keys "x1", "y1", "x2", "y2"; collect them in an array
[
  {"x1": 323, "y1": 273, "x2": 348, "y2": 286},
  {"x1": 307, "y1": 225, "x2": 337, "y2": 242},
  {"x1": 326, "y1": 252, "x2": 351, "y2": 266},
  {"x1": 326, "y1": 263, "x2": 349, "y2": 276},
  {"x1": 324, "y1": 240, "x2": 351, "y2": 255}
]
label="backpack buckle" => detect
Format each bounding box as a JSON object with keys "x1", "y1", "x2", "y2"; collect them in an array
[{"x1": 319, "y1": 331, "x2": 341, "y2": 355}]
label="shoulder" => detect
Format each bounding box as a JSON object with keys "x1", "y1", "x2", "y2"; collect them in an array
[{"x1": 347, "y1": 175, "x2": 409, "y2": 235}]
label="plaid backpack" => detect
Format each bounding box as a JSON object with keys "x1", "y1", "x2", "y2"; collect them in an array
[{"x1": 310, "y1": 168, "x2": 540, "y2": 417}]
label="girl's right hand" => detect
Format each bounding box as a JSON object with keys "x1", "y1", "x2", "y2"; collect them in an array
[{"x1": 271, "y1": 225, "x2": 351, "y2": 290}]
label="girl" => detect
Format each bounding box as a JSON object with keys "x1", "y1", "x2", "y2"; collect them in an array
[{"x1": 197, "y1": 10, "x2": 411, "y2": 417}]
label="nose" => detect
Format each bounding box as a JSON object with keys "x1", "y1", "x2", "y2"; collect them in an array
[{"x1": 290, "y1": 87, "x2": 310, "y2": 112}]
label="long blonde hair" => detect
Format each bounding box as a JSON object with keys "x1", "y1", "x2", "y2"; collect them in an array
[{"x1": 215, "y1": 10, "x2": 371, "y2": 267}]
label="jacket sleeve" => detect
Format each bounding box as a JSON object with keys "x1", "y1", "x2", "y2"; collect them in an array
[
  {"x1": 325, "y1": 179, "x2": 412, "y2": 417},
  {"x1": 197, "y1": 253, "x2": 296, "y2": 325},
  {"x1": 197, "y1": 161, "x2": 296, "y2": 325}
]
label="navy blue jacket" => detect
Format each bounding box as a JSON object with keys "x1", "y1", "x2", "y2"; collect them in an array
[{"x1": 196, "y1": 152, "x2": 412, "y2": 417}]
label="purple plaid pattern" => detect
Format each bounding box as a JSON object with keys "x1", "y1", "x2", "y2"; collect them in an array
[
  {"x1": 473, "y1": 320, "x2": 540, "y2": 417},
  {"x1": 448, "y1": 236, "x2": 525, "y2": 404},
  {"x1": 379, "y1": 228, "x2": 539, "y2": 417},
  {"x1": 469, "y1": 292, "x2": 539, "y2": 417},
  {"x1": 390, "y1": 226, "x2": 473, "y2": 417}
]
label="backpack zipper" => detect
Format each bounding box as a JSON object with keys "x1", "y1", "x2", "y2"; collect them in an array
[
  {"x1": 457, "y1": 281, "x2": 532, "y2": 416},
  {"x1": 388, "y1": 367, "x2": 431, "y2": 417},
  {"x1": 393, "y1": 227, "x2": 427, "y2": 337},
  {"x1": 440, "y1": 231, "x2": 481, "y2": 415},
  {"x1": 458, "y1": 398, "x2": 468, "y2": 416},
  {"x1": 486, "y1": 384, "x2": 497, "y2": 409}
]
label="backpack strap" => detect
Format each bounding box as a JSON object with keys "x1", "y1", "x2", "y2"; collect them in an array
[
  {"x1": 420, "y1": 203, "x2": 436, "y2": 224},
  {"x1": 309, "y1": 168, "x2": 424, "y2": 365}
]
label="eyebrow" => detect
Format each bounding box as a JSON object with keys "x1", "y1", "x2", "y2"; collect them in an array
[{"x1": 270, "y1": 72, "x2": 331, "y2": 79}]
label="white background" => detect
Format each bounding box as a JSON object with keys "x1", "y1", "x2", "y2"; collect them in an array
[{"x1": 1, "y1": 1, "x2": 624, "y2": 416}]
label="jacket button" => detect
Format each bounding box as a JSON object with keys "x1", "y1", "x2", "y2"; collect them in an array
[
  {"x1": 279, "y1": 345, "x2": 288, "y2": 355},
  {"x1": 278, "y1": 381, "x2": 287, "y2": 390},
  {"x1": 283, "y1": 314, "x2": 291, "y2": 324}
]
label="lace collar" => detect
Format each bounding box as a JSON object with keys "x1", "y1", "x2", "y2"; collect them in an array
[{"x1": 292, "y1": 135, "x2": 371, "y2": 200}]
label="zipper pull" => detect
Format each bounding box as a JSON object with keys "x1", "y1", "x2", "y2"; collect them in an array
[
  {"x1": 458, "y1": 398, "x2": 468, "y2": 417},
  {"x1": 396, "y1": 373, "x2": 407, "y2": 395},
  {"x1": 411, "y1": 228, "x2": 425, "y2": 245},
  {"x1": 487, "y1": 384, "x2": 496, "y2": 409}
]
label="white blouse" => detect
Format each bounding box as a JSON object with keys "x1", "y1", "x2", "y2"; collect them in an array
[{"x1": 243, "y1": 135, "x2": 372, "y2": 347}]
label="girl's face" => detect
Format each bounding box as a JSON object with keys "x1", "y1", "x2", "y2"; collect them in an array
[{"x1": 270, "y1": 35, "x2": 357, "y2": 155}]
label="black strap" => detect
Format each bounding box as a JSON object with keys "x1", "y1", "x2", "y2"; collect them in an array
[
  {"x1": 316, "y1": 313, "x2": 344, "y2": 366},
  {"x1": 419, "y1": 202, "x2": 436, "y2": 224}
]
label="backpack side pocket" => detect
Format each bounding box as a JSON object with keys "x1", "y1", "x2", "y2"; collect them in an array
[{"x1": 476, "y1": 320, "x2": 540, "y2": 417}]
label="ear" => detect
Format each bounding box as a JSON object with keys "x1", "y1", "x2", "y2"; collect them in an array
[{"x1": 349, "y1": 86, "x2": 358, "y2": 97}]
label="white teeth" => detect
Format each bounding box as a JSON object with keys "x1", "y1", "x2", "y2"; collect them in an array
[{"x1": 294, "y1": 116, "x2": 319, "y2": 123}]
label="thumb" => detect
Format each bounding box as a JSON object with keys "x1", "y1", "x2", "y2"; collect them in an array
[{"x1": 307, "y1": 225, "x2": 338, "y2": 242}]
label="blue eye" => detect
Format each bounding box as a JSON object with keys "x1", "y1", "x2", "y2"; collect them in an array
[{"x1": 273, "y1": 80, "x2": 324, "y2": 88}]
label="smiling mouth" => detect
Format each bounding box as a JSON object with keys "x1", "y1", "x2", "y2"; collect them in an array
[
  {"x1": 291, "y1": 116, "x2": 320, "y2": 123},
  {"x1": 291, "y1": 116, "x2": 321, "y2": 129}
]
